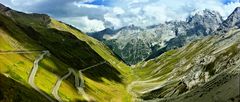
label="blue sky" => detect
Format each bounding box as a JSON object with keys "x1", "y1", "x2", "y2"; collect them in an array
[
  {"x1": 89, "y1": 0, "x2": 236, "y2": 6},
  {"x1": 0, "y1": 0, "x2": 239, "y2": 32},
  {"x1": 84, "y1": 0, "x2": 112, "y2": 6},
  {"x1": 222, "y1": 0, "x2": 239, "y2": 4}
]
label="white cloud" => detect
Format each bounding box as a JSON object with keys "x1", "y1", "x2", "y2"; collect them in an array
[
  {"x1": 10, "y1": 0, "x2": 46, "y2": 6},
  {"x1": 112, "y1": 7, "x2": 125, "y2": 14},
  {"x1": 103, "y1": 0, "x2": 240, "y2": 29},
  {"x1": 60, "y1": 16, "x2": 106, "y2": 32},
  {"x1": 78, "y1": 0, "x2": 95, "y2": 2},
  {"x1": 73, "y1": 2, "x2": 100, "y2": 8},
  {"x1": 104, "y1": 13, "x2": 123, "y2": 28},
  {"x1": 103, "y1": 7, "x2": 125, "y2": 28},
  {"x1": 73, "y1": 1, "x2": 107, "y2": 9},
  {"x1": 1, "y1": 0, "x2": 240, "y2": 32},
  {"x1": 222, "y1": 1, "x2": 240, "y2": 18},
  {"x1": 184, "y1": 0, "x2": 240, "y2": 18}
]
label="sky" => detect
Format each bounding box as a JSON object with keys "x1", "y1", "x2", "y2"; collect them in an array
[{"x1": 0, "y1": 0, "x2": 240, "y2": 32}]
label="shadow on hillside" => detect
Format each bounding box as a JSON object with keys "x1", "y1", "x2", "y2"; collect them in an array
[
  {"x1": 83, "y1": 62, "x2": 122, "y2": 83},
  {"x1": 0, "y1": 74, "x2": 56, "y2": 102}
]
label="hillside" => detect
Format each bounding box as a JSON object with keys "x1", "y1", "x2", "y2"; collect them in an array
[
  {"x1": 91, "y1": 7, "x2": 240, "y2": 102},
  {"x1": 130, "y1": 25, "x2": 240, "y2": 101},
  {"x1": 128, "y1": 7, "x2": 240, "y2": 101},
  {"x1": 0, "y1": 3, "x2": 132, "y2": 102}
]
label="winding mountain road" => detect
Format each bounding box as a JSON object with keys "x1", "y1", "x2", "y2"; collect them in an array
[
  {"x1": 79, "y1": 71, "x2": 84, "y2": 88},
  {"x1": 81, "y1": 61, "x2": 106, "y2": 71},
  {"x1": 2, "y1": 50, "x2": 109, "y2": 101},
  {"x1": 28, "y1": 50, "x2": 55, "y2": 102},
  {"x1": 76, "y1": 70, "x2": 90, "y2": 101},
  {"x1": 0, "y1": 50, "x2": 55, "y2": 101},
  {"x1": 51, "y1": 68, "x2": 90, "y2": 101},
  {"x1": 0, "y1": 50, "x2": 44, "y2": 54},
  {"x1": 50, "y1": 62, "x2": 106, "y2": 101},
  {"x1": 52, "y1": 68, "x2": 72, "y2": 102},
  {"x1": 76, "y1": 61, "x2": 106, "y2": 101}
]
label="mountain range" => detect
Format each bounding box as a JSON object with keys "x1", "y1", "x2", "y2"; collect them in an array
[
  {"x1": 90, "y1": 9, "x2": 235, "y2": 65},
  {"x1": 0, "y1": 3, "x2": 239, "y2": 102}
]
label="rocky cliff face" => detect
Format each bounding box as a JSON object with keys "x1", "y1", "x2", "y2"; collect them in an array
[
  {"x1": 219, "y1": 7, "x2": 240, "y2": 31},
  {"x1": 90, "y1": 9, "x2": 223, "y2": 65}
]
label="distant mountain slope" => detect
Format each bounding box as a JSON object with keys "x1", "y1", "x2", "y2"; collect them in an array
[
  {"x1": 0, "y1": 3, "x2": 132, "y2": 102},
  {"x1": 90, "y1": 9, "x2": 223, "y2": 65},
  {"x1": 130, "y1": 27, "x2": 240, "y2": 101},
  {"x1": 129, "y1": 7, "x2": 240, "y2": 100}
]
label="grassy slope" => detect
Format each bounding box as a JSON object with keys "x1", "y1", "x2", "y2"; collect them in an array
[
  {"x1": 0, "y1": 14, "x2": 83, "y2": 101},
  {"x1": 131, "y1": 28, "x2": 240, "y2": 100},
  {"x1": 0, "y1": 8, "x2": 132, "y2": 102},
  {"x1": 48, "y1": 19, "x2": 131, "y2": 76},
  {"x1": 48, "y1": 19, "x2": 133, "y2": 101},
  {"x1": 0, "y1": 74, "x2": 54, "y2": 102}
]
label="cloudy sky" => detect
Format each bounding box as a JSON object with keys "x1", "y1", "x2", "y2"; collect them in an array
[{"x1": 0, "y1": 0, "x2": 240, "y2": 32}]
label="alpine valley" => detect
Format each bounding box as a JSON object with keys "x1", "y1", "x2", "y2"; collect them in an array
[{"x1": 0, "y1": 3, "x2": 240, "y2": 102}]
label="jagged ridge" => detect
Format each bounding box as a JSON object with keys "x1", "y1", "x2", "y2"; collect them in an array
[{"x1": 90, "y1": 9, "x2": 223, "y2": 65}]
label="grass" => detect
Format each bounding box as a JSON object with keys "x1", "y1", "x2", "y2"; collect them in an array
[
  {"x1": 49, "y1": 18, "x2": 131, "y2": 76},
  {"x1": 49, "y1": 18, "x2": 133, "y2": 101},
  {"x1": 0, "y1": 52, "x2": 84, "y2": 101},
  {"x1": 0, "y1": 16, "x2": 90, "y2": 101},
  {"x1": 0, "y1": 74, "x2": 52, "y2": 102},
  {"x1": 0, "y1": 11, "x2": 133, "y2": 102}
]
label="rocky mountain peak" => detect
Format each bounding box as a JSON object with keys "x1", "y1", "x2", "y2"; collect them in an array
[
  {"x1": 88, "y1": 27, "x2": 116, "y2": 40},
  {"x1": 0, "y1": 3, "x2": 6, "y2": 9},
  {"x1": 221, "y1": 7, "x2": 240, "y2": 28},
  {"x1": 233, "y1": 7, "x2": 240, "y2": 13},
  {"x1": 185, "y1": 9, "x2": 223, "y2": 36},
  {"x1": 0, "y1": 3, "x2": 11, "y2": 13},
  {"x1": 187, "y1": 9, "x2": 223, "y2": 24},
  {"x1": 89, "y1": 9, "x2": 239, "y2": 65}
]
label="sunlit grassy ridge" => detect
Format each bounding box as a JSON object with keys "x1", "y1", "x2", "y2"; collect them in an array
[
  {"x1": 49, "y1": 18, "x2": 131, "y2": 77},
  {"x1": 49, "y1": 18, "x2": 133, "y2": 101},
  {"x1": 0, "y1": 74, "x2": 53, "y2": 102},
  {"x1": 0, "y1": 7, "x2": 132, "y2": 102},
  {"x1": 0, "y1": 21, "x2": 82, "y2": 101}
]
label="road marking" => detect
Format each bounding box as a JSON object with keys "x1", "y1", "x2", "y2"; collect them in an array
[
  {"x1": 0, "y1": 50, "x2": 44, "y2": 54},
  {"x1": 81, "y1": 61, "x2": 106, "y2": 72}
]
